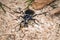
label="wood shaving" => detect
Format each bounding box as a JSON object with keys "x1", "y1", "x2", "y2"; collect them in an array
[
  {"x1": 32, "y1": 0, "x2": 54, "y2": 10},
  {"x1": 49, "y1": 7, "x2": 60, "y2": 15}
]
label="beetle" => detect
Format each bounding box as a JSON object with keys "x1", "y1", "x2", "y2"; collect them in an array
[{"x1": 15, "y1": 9, "x2": 43, "y2": 30}]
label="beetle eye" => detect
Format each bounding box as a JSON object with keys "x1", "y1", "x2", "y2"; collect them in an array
[{"x1": 25, "y1": 9, "x2": 34, "y2": 15}]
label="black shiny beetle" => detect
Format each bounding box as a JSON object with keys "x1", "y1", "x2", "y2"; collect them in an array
[{"x1": 15, "y1": 9, "x2": 42, "y2": 30}]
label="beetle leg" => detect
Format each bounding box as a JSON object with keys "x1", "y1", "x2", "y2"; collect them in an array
[
  {"x1": 33, "y1": 13, "x2": 43, "y2": 17},
  {"x1": 13, "y1": 8, "x2": 25, "y2": 14},
  {"x1": 32, "y1": 19, "x2": 39, "y2": 25},
  {"x1": 14, "y1": 10, "x2": 24, "y2": 14},
  {"x1": 15, "y1": 21, "x2": 24, "y2": 31},
  {"x1": 24, "y1": 22, "x2": 28, "y2": 27},
  {"x1": 33, "y1": 12, "x2": 47, "y2": 17},
  {"x1": 17, "y1": 16, "x2": 23, "y2": 19},
  {"x1": 13, "y1": 16, "x2": 23, "y2": 20},
  {"x1": 20, "y1": 11, "x2": 24, "y2": 14},
  {"x1": 19, "y1": 21, "x2": 24, "y2": 30}
]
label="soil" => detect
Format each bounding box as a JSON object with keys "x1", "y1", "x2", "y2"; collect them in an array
[{"x1": 0, "y1": 0, "x2": 60, "y2": 40}]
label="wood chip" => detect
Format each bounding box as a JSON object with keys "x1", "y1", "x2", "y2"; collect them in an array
[
  {"x1": 32, "y1": 0, "x2": 54, "y2": 10},
  {"x1": 49, "y1": 7, "x2": 60, "y2": 15},
  {"x1": 49, "y1": 7, "x2": 60, "y2": 16}
]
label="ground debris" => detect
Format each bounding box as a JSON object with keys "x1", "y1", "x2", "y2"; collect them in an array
[{"x1": 31, "y1": 0, "x2": 54, "y2": 10}]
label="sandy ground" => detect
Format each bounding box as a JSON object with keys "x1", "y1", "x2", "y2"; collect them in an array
[{"x1": 0, "y1": 0, "x2": 60, "y2": 40}]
